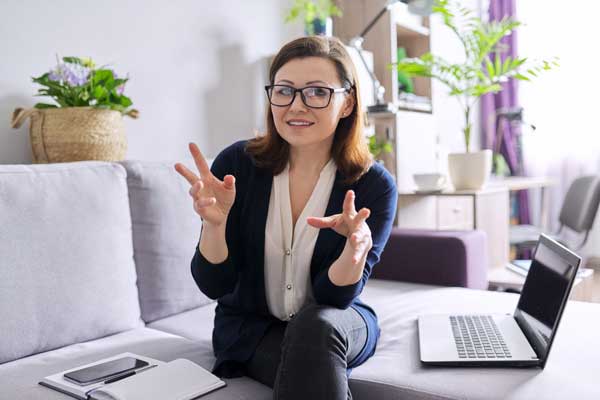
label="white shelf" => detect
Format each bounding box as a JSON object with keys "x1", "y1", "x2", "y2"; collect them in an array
[
  {"x1": 396, "y1": 102, "x2": 432, "y2": 113},
  {"x1": 391, "y1": 2, "x2": 430, "y2": 37}
]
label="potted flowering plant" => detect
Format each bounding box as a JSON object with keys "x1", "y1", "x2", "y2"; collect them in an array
[
  {"x1": 11, "y1": 56, "x2": 139, "y2": 163},
  {"x1": 396, "y1": 0, "x2": 556, "y2": 190}
]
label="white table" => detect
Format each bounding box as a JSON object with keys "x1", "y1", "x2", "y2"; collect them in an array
[{"x1": 488, "y1": 264, "x2": 595, "y2": 302}]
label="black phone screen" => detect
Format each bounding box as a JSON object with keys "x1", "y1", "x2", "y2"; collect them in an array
[{"x1": 63, "y1": 357, "x2": 149, "y2": 385}]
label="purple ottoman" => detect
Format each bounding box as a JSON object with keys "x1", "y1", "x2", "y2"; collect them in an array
[{"x1": 372, "y1": 228, "x2": 488, "y2": 289}]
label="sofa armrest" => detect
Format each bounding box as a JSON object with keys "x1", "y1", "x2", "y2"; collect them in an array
[{"x1": 371, "y1": 228, "x2": 488, "y2": 289}]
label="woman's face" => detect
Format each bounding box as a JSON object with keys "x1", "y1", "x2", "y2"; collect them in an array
[{"x1": 270, "y1": 56, "x2": 355, "y2": 151}]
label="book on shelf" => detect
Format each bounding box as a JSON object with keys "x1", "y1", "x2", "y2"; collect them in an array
[{"x1": 39, "y1": 352, "x2": 226, "y2": 400}]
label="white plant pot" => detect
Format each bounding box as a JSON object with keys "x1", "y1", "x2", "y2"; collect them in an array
[{"x1": 448, "y1": 150, "x2": 492, "y2": 190}]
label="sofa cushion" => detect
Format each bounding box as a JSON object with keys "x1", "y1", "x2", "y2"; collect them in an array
[
  {"x1": 120, "y1": 160, "x2": 213, "y2": 323},
  {"x1": 0, "y1": 162, "x2": 142, "y2": 364},
  {"x1": 0, "y1": 327, "x2": 272, "y2": 400},
  {"x1": 147, "y1": 302, "x2": 217, "y2": 342}
]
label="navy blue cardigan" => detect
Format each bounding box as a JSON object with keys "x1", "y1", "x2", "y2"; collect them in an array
[{"x1": 191, "y1": 140, "x2": 397, "y2": 378}]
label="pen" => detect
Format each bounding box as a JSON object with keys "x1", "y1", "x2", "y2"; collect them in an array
[{"x1": 103, "y1": 364, "x2": 157, "y2": 384}]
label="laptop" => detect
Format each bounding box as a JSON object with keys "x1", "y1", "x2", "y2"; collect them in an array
[{"x1": 418, "y1": 234, "x2": 581, "y2": 368}]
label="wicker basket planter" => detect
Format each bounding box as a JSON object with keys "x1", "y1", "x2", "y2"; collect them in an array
[{"x1": 11, "y1": 107, "x2": 136, "y2": 163}]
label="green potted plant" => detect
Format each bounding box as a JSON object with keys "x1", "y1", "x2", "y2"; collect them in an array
[
  {"x1": 11, "y1": 56, "x2": 138, "y2": 163},
  {"x1": 396, "y1": 0, "x2": 556, "y2": 190},
  {"x1": 368, "y1": 135, "x2": 393, "y2": 162},
  {"x1": 285, "y1": 0, "x2": 342, "y2": 36}
]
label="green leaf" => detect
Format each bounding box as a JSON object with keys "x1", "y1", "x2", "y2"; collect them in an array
[
  {"x1": 512, "y1": 57, "x2": 527, "y2": 69},
  {"x1": 62, "y1": 56, "x2": 83, "y2": 65},
  {"x1": 92, "y1": 69, "x2": 115, "y2": 85},
  {"x1": 494, "y1": 53, "x2": 501, "y2": 77},
  {"x1": 118, "y1": 95, "x2": 132, "y2": 107},
  {"x1": 513, "y1": 73, "x2": 530, "y2": 81},
  {"x1": 470, "y1": 83, "x2": 502, "y2": 97},
  {"x1": 93, "y1": 86, "x2": 108, "y2": 99},
  {"x1": 484, "y1": 58, "x2": 495, "y2": 79},
  {"x1": 501, "y1": 56, "x2": 512, "y2": 74},
  {"x1": 284, "y1": 0, "x2": 341, "y2": 25},
  {"x1": 32, "y1": 73, "x2": 51, "y2": 84},
  {"x1": 33, "y1": 103, "x2": 58, "y2": 109}
]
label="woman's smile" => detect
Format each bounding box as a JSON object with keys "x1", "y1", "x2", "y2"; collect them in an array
[{"x1": 286, "y1": 118, "x2": 315, "y2": 129}]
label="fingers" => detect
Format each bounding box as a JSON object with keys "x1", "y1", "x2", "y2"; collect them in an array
[
  {"x1": 222, "y1": 174, "x2": 236, "y2": 191},
  {"x1": 355, "y1": 207, "x2": 371, "y2": 226},
  {"x1": 350, "y1": 230, "x2": 372, "y2": 264},
  {"x1": 174, "y1": 162, "x2": 199, "y2": 185},
  {"x1": 189, "y1": 179, "x2": 204, "y2": 198},
  {"x1": 307, "y1": 214, "x2": 341, "y2": 229},
  {"x1": 348, "y1": 205, "x2": 371, "y2": 263},
  {"x1": 343, "y1": 190, "x2": 357, "y2": 217},
  {"x1": 196, "y1": 197, "x2": 216, "y2": 207},
  {"x1": 188, "y1": 142, "x2": 213, "y2": 180},
  {"x1": 194, "y1": 197, "x2": 217, "y2": 219}
]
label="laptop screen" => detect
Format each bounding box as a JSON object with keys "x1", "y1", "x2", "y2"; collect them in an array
[{"x1": 514, "y1": 235, "x2": 581, "y2": 367}]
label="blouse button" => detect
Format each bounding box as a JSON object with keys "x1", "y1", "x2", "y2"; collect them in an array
[
  {"x1": 289, "y1": 313, "x2": 295, "y2": 318},
  {"x1": 285, "y1": 249, "x2": 291, "y2": 256},
  {"x1": 286, "y1": 284, "x2": 292, "y2": 290}
]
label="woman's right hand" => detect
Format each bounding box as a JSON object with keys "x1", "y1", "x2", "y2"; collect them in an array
[{"x1": 174, "y1": 143, "x2": 236, "y2": 228}]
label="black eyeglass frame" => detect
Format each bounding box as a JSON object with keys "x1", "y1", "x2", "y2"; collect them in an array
[{"x1": 264, "y1": 84, "x2": 350, "y2": 109}]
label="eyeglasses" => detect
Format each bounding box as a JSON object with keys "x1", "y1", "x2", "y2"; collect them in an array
[{"x1": 264, "y1": 84, "x2": 349, "y2": 109}]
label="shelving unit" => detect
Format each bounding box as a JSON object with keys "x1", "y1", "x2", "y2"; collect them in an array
[
  {"x1": 334, "y1": 0, "x2": 437, "y2": 190},
  {"x1": 392, "y1": 5, "x2": 432, "y2": 112}
]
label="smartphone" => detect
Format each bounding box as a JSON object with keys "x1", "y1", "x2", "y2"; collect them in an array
[{"x1": 63, "y1": 357, "x2": 149, "y2": 386}]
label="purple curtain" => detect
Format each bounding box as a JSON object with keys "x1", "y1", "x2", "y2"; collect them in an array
[{"x1": 481, "y1": 0, "x2": 530, "y2": 225}]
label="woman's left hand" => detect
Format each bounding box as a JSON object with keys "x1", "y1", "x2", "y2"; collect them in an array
[{"x1": 307, "y1": 190, "x2": 372, "y2": 263}]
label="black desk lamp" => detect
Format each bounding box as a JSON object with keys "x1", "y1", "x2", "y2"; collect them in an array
[{"x1": 348, "y1": 0, "x2": 433, "y2": 114}]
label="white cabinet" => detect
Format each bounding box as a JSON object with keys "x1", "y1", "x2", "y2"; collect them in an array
[
  {"x1": 436, "y1": 196, "x2": 474, "y2": 230},
  {"x1": 397, "y1": 187, "x2": 510, "y2": 270}
]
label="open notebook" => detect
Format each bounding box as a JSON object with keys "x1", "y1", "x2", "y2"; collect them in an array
[{"x1": 39, "y1": 352, "x2": 226, "y2": 400}]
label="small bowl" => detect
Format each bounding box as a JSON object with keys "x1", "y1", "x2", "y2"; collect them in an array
[{"x1": 413, "y1": 173, "x2": 446, "y2": 191}]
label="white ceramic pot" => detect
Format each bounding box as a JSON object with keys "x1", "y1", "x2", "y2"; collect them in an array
[{"x1": 448, "y1": 149, "x2": 492, "y2": 190}]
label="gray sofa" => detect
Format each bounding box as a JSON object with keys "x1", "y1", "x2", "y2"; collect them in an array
[{"x1": 1, "y1": 160, "x2": 599, "y2": 400}]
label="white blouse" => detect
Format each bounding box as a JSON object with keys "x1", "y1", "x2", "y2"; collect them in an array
[{"x1": 264, "y1": 159, "x2": 337, "y2": 321}]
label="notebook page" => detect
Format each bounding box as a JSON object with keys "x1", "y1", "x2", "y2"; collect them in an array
[{"x1": 90, "y1": 359, "x2": 225, "y2": 400}]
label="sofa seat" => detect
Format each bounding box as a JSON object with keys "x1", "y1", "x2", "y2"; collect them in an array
[
  {"x1": 149, "y1": 279, "x2": 600, "y2": 400},
  {"x1": 350, "y1": 279, "x2": 600, "y2": 400},
  {"x1": 0, "y1": 327, "x2": 272, "y2": 400}
]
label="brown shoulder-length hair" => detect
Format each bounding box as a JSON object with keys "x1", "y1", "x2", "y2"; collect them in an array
[{"x1": 245, "y1": 36, "x2": 372, "y2": 184}]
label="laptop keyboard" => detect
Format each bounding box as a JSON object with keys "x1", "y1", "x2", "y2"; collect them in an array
[{"x1": 450, "y1": 315, "x2": 513, "y2": 359}]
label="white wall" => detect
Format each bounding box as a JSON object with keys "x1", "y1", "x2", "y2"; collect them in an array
[
  {"x1": 0, "y1": 1, "x2": 302, "y2": 164},
  {"x1": 517, "y1": 0, "x2": 600, "y2": 261}
]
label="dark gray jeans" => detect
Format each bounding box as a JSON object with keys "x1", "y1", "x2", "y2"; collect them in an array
[{"x1": 245, "y1": 303, "x2": 368, "y2": 400}]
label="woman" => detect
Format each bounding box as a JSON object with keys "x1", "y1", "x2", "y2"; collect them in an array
[{"x1": 175, "y1": 36, "x2": 397, "y2": 399}]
